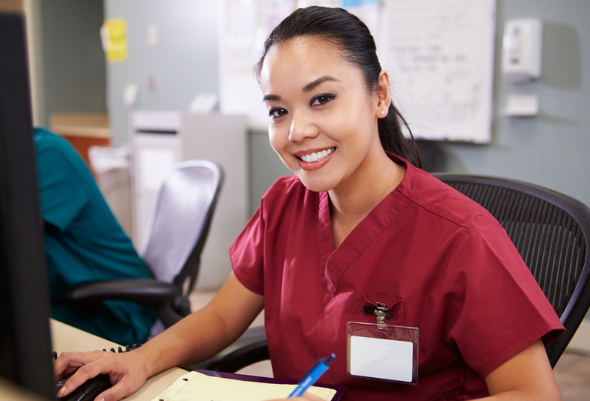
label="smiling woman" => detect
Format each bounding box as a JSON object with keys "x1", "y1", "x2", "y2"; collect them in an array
[
  {"x1": 258, "y1": 36, "x2": 396, "y2": 197},
  {"x1": 54, "y1": 7, "x2": 564, "y2": 401},
  {"x1": 255, "y1": 10, "x2": 421, "y2": 161}
]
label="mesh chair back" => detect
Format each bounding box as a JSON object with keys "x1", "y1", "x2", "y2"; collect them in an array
[
  {"x1": 141, "y1": 160, "x2": 223, "y2": 298},
  {"x1": 433, "y1": 173, "x2": 590, "y2": 367}
]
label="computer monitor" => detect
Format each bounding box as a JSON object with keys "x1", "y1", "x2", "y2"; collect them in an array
[{"x1": 0, "y1": 12, "x2": 56, "y2": 399}]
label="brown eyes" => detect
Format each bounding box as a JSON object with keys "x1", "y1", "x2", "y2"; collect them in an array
[
  {"x1": 268, "y1": 94, "x2": 336, "y2": 119},
  {"x1": 269, "y1": 108, "x2": 288, "y2": 119},
  {"x1": 310, "y1": 94, "x2": 335, "y2": 107}
]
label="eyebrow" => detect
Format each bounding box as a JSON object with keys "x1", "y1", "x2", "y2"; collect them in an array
[
  {"x1": 262, "y1": 75, "x2": 341, "y2": 102},
  {"x1": 303, "y1": 75, "x2": 340, "y2": 92}
]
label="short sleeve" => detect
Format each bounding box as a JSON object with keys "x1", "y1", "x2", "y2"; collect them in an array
[
  {"x1": 442, "y1": 223, "x2": 565, "y2": 378},
  {"x1": 36, "y1": 143, "x2": 88, "y2": 231},
  {"x1": 229, "y1": 206, "x2": 266, "y2": 295}
]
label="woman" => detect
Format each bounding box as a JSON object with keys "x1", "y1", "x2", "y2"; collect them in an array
[{"x1": 55, "y1": 7, "x2": 564, "y2": 401}]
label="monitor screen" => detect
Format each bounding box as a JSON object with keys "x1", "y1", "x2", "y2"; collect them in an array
[{"x1": 0, "y1": 12, "x2": 56, "y2": 399}]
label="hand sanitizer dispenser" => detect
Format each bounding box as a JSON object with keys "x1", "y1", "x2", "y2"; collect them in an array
[{"x1": 501, "y1": 18, "x2": 542, "y2": 82}]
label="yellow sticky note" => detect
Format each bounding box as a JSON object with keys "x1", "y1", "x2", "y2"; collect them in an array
[{"x1": 103, "y1": 19, "x2": 127, "y2": 62}]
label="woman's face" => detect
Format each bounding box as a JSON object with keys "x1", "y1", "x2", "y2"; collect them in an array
[{"x1": 259, "y1": 36, "x2": 385, "y2": 194}]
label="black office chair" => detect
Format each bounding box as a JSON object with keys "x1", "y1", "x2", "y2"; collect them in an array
[
  {"x1": 209, "y1": 173, "x2": 590, "y2": 371},
  {"x1": 64, "y1": 160, "x2": 224, "y2": 333},
  {"x1": 432, "y1": 173, "x2": 590, "y2": 367}
]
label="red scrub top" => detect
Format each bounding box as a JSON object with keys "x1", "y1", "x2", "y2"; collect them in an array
[{"x1": 230, "y1": 156, "x2": 564, "y2": 401}]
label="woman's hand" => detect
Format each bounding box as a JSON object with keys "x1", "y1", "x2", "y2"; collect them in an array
[{"x1": 54, "y1": 349, "x2": 152, "y2": 401}]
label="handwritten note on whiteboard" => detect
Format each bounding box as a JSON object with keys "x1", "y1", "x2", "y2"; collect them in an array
[{"x1": 384, "y1": 0, "x2": 496, "y2": 143}]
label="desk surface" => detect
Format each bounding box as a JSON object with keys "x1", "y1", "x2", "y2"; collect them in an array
[
  {"x1": 51, "y1": 319, "x2": 186, "y2": 400},
  {"x1": 50, "y1": 113, "x2": 110, "y2": 138}
]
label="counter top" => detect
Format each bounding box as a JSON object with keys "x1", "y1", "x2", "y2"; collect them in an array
[{"x1": 50, "y1": 113, "x2": 110, "y2": 139}]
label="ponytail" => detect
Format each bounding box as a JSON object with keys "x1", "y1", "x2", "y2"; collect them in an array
[{"x1": 378, "y1": 103, "x2": 422, "y2": 168}]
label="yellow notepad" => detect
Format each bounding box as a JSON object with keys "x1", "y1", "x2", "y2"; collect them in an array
[{"x1": 151, "y1": 371, "x2": 337, "y2": 401}]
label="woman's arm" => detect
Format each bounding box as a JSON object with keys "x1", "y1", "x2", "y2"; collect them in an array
[
  {"x1": 480, "y1": 339, "x2": 562, "y2": 401},
  {"x1": 54, "y1": 273, "x2": 264, "y2": 401}
]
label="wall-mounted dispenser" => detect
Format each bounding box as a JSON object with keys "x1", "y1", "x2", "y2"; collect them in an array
[
  {"x1": 501, "y1": 18, "x2": 542, "y2": 82},
  {"x1": 500, "y1": 18, "x2": 542, "y2": 117}
]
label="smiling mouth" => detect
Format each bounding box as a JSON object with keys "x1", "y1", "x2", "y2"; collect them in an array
[{"x1": 297, "y1": 147, "x2": 336, "y2": 163}]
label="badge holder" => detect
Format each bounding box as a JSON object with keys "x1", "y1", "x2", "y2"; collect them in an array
[{"x1": 346, "y1": 302, "x2": 419, "y2": 385}]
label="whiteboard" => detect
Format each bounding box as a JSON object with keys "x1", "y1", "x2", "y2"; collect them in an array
[
  {"x1": 220, "y1": 0, "x2": 497, "y2": 143},
  {"x1": 384, "y1": 0, "x2": 496, "y2": 143}
]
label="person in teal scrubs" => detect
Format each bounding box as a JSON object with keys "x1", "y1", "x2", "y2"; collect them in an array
[{"x1": 34, "y1": 127, "x2": 157, "y2": 345}]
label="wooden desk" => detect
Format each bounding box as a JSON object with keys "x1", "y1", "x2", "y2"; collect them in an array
[{"x1": 51, "y1": 320, "x2": 186, "y2": 400}]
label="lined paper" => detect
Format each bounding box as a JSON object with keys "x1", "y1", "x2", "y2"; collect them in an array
[{"x1": 151, "y1": 371, "x2": 337, "y2": 401}]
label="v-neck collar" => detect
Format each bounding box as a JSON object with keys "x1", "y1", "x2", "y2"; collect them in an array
[{"x1": 317, "y1": 179, "x2": 413, "y2": 296}]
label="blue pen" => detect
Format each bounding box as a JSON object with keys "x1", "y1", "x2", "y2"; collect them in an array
[{"x1": 288, "y1": 353, "x2": 335, "y2": 398}]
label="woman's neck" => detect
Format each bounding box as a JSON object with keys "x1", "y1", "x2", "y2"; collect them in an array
[{"x1": 328, "y1": 151, "x2": 405, "y2": 247}]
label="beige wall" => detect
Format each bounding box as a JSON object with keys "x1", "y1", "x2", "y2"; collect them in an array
[{"x1": 1, "y1": 0, "x2": 41, "y2": 125}]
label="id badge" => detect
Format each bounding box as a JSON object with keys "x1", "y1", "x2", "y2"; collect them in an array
[{"x1": 347, "y1": 321, "x2": 419, "y2": 385}]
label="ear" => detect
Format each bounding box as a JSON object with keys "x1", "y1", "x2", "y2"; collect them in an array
[{"x1": 375, "y1": 71, "x2": 392, "y2": 119}]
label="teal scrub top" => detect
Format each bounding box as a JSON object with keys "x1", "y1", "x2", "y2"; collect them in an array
[{"x1": 34, "y1": 128, "x2": 157, "y2": 345}]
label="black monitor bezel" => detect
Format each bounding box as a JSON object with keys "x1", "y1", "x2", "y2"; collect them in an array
[{"x1": 0, "y1": 12, "x2": 56, "y2": 399}]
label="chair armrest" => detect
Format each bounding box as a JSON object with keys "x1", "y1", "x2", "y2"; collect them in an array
[
  {"x1": 190, "y1": 325, "x2": 269, "y2": 372},
  {"x1": 212, "y1": 338, "x2": 269, "y2": 373},
  {"x1": 63, "y1": 279, "x2": 180, "y2": 306}
]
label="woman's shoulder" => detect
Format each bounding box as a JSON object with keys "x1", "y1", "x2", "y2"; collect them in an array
[{"x1": 400, "y1": 164, "x2": 500, "y2": 230}]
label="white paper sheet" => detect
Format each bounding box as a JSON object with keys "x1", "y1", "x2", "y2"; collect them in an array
[{"x1": 151, "y1": 371, "x2": 337, "y2": 401}]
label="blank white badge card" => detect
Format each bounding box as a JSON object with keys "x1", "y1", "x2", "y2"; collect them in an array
[{"x1": 349, "y1": 336, "x2": 414, "y2": 383}]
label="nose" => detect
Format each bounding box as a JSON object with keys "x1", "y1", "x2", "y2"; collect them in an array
[{"x1": 288, "y1": 111, "x2": 318, "y2": 142}]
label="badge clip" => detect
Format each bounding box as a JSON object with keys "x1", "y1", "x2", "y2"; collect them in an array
[{"x1": 363, "y1": 302, "x2": 392, "y2": 331}]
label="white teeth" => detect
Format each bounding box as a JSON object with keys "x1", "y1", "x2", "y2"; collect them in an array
[{"x1": 300, "y1": 148, "x2": 335, "y2": 163}]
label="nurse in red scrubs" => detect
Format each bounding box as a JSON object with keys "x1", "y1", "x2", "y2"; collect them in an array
[{"x1": 55, "y1": 6, "x2": 564, "y2": 401}]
